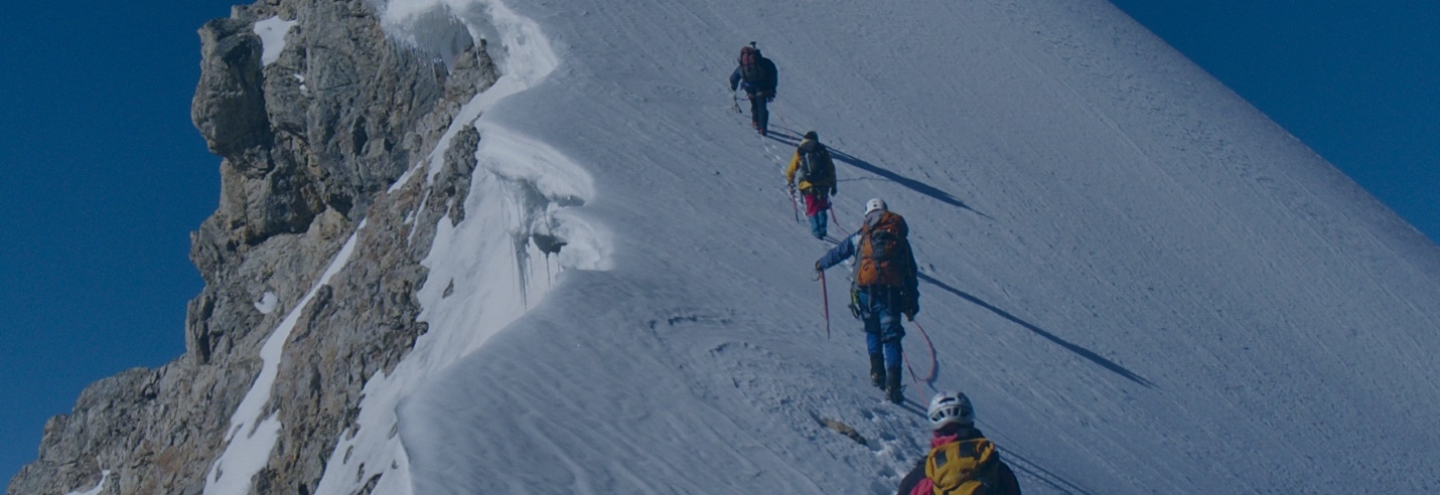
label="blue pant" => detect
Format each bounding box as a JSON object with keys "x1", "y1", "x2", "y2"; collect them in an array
[
  {"x1": 856, "y1": 287, "x2": 905, "y2": 369},
  {"x1": 808, "y1": 209, "x2": 828, "y2": 239}
]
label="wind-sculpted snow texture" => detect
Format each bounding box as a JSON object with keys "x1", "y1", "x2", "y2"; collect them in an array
[
  {"x1": 13, "y1": 0, "x2": 1440, "y2": 493},
  {"x1": 389, "y1": 0, "x2": 1440, "y2": 493}
]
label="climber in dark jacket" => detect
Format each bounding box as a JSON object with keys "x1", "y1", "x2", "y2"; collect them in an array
[{"x1": 729, "y1": 43, "x2": 779, "y2": 135}]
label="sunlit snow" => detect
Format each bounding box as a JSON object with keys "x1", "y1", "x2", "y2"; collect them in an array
[
  {"x1": 253, "y1": 16, "x2": 297, "y2": 66},
  {"x1": 252, "y1": 291, "x2": 277, "y2": 314},
  {"x1": 207, "y1": 0, "x2": 1440, "y2": 493}
]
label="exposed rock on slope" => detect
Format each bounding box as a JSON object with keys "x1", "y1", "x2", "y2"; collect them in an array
[{"x1": 7, "y1": 0, "x2": 497, "y2": 493}]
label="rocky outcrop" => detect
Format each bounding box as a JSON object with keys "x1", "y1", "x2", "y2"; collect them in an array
[
  {"x1": 193, "y1": 18, "x2": 272, "y2": 159},
  {"x1": 7, "y1": 0, "x2": 499, "y2": 493}
]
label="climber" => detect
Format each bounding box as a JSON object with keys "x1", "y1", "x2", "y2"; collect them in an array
[
  {"x1": 896, "y1": 391, "x2": 1023, "y2": 495},
  {"x1": 786, "y1": 130, "x2": 838, "y2": 240},
  {"x1": 729, "y1": 42, "x2": 779, "y2": 136},
  {"x1": 814, "y1": 198, "x2": 919, "y2": 403}
]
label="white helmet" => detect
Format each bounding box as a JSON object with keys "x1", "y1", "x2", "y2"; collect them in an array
[
  {"x1": 927, "y1": 391, "x2": 974, "y2": 430},
  {"x1": 864, "y1": 198, "x2": 887, "y2": 215}
]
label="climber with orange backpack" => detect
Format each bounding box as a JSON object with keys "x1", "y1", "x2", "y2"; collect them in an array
[
  {"x1": 814, "y1": 198, "x2": 919, "y2": 403},
  {"x1": 728, "y1": 42, "x2": 779, "y2": 135},
  {"x1": 896, "y1": 391, "x2": 1023, "y2": 495}
]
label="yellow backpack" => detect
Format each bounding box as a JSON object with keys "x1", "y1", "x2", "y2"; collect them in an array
[{"x1": 924, "y1": 438, "x2": 998, "y2": 495}]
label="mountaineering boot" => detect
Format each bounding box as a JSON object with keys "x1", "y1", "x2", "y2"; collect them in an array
[
  {"x1": 869, "y1": 354, "x2": 886, "y2": 389},
  {"x1": 885, "y1": 367, "x2": 904, "y2": 404}
]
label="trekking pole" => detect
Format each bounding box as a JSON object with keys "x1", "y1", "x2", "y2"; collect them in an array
[
  {"x1": 819, "y1": 270, "x2": 832, "y2": 340},
  {"x1": 789, "y1": 185, "x2": 801, "y2": 223}
]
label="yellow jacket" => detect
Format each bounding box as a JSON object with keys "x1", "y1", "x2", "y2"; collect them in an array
[{"x1": 785, "y1": 138, "x2": 835, "y2": 192}]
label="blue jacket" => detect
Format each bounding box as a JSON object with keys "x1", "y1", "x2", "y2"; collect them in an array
[{"x1": 817, "y1": 233, "x2": 859, "y2": 272}]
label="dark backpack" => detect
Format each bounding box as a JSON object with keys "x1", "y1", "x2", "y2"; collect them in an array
[
  {"x1": 796, "y1": 142, "x2": 834, "y2": 189},
  {"x1": 738, "y1": 47, "x2": 767, "y2": 84}
]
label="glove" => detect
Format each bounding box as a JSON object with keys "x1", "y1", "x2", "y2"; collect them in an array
[
  {"x1": 811, "y1": 261, "x2": 824, "y2": 281},
  {"x1": 902, "y1": 291, "x2": 919, "y2": 321},
  {"x1": 830, "y1": 184, "x2": 838, "y2": 196}
]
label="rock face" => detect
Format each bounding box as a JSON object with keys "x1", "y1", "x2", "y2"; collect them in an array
[{"x1": 7, "y1": 0, "x2": 498, "y2": 493}]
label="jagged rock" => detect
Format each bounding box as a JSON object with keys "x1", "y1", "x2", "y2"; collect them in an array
[
  {"x1": 192, "y1": 17, "x2": 272, "y2": 160},
  {"x1": 8, "y1": 0, "x2": 500, "y2": 493},
  {"x1": 438, "y1": 125, "x2": 482, "y2": 225}
]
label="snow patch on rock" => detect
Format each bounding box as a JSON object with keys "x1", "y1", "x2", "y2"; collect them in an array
[
  {"x1": 204, "y1": 224, "x2": 365, "y2": 495},
  {"x1": 252, "y1": 16, "x2": 297, "y2": 66},
  {"x1": 63, "y1": 469, "x2": 109, "y2": 495},
  {"x1": 253, "y1": 291, "x2": 278, "y2": 314}
]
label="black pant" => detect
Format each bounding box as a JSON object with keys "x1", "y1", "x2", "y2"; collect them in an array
[{"x1": 748, "y1": 93, "x2": 770, "y2": 133}]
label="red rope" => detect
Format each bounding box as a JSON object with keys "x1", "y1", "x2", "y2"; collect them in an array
[
  {"x1": 819, "y1": 271, "x2": 832, "y2": 340},
  {"x1": 911, "y1": 320, "x2": 938, "y2": 381},
  {"x1": 904, "y1": 352, "x2": 926, "y2": 404},
  {"x1": 903, "y1": 319, "x2": 939, "y2": 403},
  {"x1": 772, "y1": 99, "x2": 796, "y2": 135},
  {"x1": 828, "y1": 204, "x2": 850, "y2": 238}
]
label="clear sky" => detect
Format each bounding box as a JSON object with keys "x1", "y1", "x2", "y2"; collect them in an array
[
  {"x1": 1, "y1": 0, "x2": 1436, "y2": 484},
  {"x1": 0, "y1": 0, "x2": 232, "y2": 480},
  {"x1": 1108, "y1": 1, "x2": 1439, "y2": 242}
]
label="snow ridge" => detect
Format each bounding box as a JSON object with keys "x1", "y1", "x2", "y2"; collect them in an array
[
  {"x1": 197, "y1": 0, "x2": 1440, "y2": 492},
  {"x1": 313, "y1": 2, "x2": 605, "y2": 494}
]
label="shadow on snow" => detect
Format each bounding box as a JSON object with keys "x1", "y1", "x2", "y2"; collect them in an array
[
  {"x1": 917, "y1": 272, "x2": 1155, "y2": 388},
  {"x1": 768, "y1": 124, "x2": 989, "y2": 219},
  {"x1": 1002, "y1": 447, "x2": 1099, "y2": 495}
]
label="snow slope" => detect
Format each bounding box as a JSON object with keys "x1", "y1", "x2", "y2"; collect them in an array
[{"x1": 315, "y1": 0, "x2": 1440, "y2": 493}]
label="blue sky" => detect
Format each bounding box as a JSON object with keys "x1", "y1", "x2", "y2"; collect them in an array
[
  {"x1": 1, "y1": 0, "x2": 1436, "y2": 483},
  {"x1": 1109, "y1": 1, "x2": 1439, "y2": 243},
  {"x1": 1, "y1": 0, "x2": 231, "y2": 480}
]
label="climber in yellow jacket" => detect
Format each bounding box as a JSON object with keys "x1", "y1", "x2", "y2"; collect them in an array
[{"x1": 785, "y1": 130, "x2": 838, "y2": 240}]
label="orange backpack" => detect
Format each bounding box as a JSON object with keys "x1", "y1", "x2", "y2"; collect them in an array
[{"x1": 855, "y1": 211, "x2": 910, "y2": 288}]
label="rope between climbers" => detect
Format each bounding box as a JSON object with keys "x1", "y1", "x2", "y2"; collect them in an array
[{"x1": 904, "y1": 318, "x2": 938, "y2": 403}]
